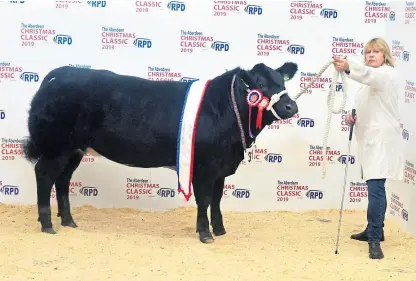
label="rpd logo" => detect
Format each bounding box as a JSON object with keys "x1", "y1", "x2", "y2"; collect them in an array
[
  {"x1": 320, "y1": 9, "x2": 338, "y2": 19},
  {"x1": 79, "y1": 186, "x2": 98, "y2": 196},
  {"x1": 306, "y1": 190, "x2": 323, "y2": 199},
  {"x1": 297, "y1": 118, "x2": 315, "y2": 128},
  {"x1": 402, "y1": 209, "x2": 408, "y2": 221},
  {"x1": 133, "y1": 38, "x2": 152, "y2": 48},
  {"x1": 329, "y1": 82, "x2": 343, "y2": 92},
  {"x1": 20, "y1": 72, "x2": 39, "y2": 82},
  {"x1": 53, "y1": 34, "x2": 73, "y2": 45},
  {"x1": 0, "y1": 185, "x2": 20, "y2": 196},
  {"x1": 0, "y1": 110, "x2": 5, "y2": 120},
  {"x1": 157, "y1": 188, "x2": 175, "y2": 197},
  {"x1": 403, "y1": 129, "x2": 409, "y2": 140},
  {"x1": 179, "y1": 77, "x2": 198, "y2": 82},
  {"x1": 211, "y1": 41, "x2": 230, "y2": 52},
  {"x1": 244, "y1": 5, "x2": 262, "y2": 15},
  {"x1": 264, "y1": 153, "x2": 283, "y2": 163},
  {"x1": 338, "y1": 154, "x2": 355, "y2": 164},
  {"x1": 287, "y1": 44, "x2": 305, "y2": 55},
  {"x1": 167, "y1": 1, "x2": 185, "y2": 11},
  {"x1": 389, "y1": 11, "x2": 395, "y2": 21},
  {"x1": 87, "y1": 0, "x2": 107, "y2": 7},
  {"x1": 232, "y1": 189, "x2": 250, "y2": 199},
  {"x1": 403, "y1": 51, "x2": 410, "y2": 61}
]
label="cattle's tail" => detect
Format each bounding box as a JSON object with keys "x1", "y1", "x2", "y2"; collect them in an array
[
  {"x1": 22, "y1": 137, "x2": 41, "y2": 164},
  {"x1": 22, "y1": 65, "x2": 92, "y2": 163},
  {"x1": 22, "y1": 67, "x2": 67, "y2": 164}
]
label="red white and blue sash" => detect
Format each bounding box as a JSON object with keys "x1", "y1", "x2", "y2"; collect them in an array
[{"x1": 176, "y1": 79, "x2": 211, "y2": 201}]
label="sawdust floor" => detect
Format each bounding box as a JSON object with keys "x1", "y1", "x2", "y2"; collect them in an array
[{"x1": 0, "y1": 204, "x2": 415, "y2": 281}]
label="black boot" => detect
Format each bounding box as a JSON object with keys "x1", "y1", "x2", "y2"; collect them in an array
[
  {"x1": 351, "y1": 229, "x2": 384, "y2": 242},
  {"x1": 368, "y1": 242, "x2": 384, "y2": 259}
]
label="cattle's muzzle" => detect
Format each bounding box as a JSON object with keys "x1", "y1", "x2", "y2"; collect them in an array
[{"x1": 266, "y1": 90, "x2": 298, "y2": 120}]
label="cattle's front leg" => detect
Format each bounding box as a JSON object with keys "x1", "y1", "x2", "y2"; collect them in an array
[
  {"x1": 193, "y1": 176, "x2": 215, "y2": 244},
  {"x1": 210, "y1": 177, "x2": 226, "y2": 236}
]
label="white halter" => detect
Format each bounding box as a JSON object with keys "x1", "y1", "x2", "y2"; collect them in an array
[{"x1": 266, "y1": 89, "x2": 289, "y2": 120}]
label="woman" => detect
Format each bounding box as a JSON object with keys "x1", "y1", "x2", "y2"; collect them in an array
[{"x1": 333, "y1": 37, "x2": 404, "y2": 260}]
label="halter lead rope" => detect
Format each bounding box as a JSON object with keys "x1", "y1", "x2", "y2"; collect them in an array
[{"x1": 292, "y1": 57, "x2": 349, "y2": 178}]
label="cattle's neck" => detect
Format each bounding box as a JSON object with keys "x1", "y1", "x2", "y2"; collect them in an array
[
  {"x1": 224, "y1": 70, "x2": 277, "y2": 149},
  {"x1": 240, "y1": 87, "x2": 277, "y2": 147}
]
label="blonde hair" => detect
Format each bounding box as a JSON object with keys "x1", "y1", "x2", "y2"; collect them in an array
[{"x1": 363, "y1": 37, "x2": 395, "y2": 67}]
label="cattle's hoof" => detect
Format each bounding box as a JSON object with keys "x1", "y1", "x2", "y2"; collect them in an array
[
  {"x1": 41, "y1": 227, "x2": 56, "y2": 234},
  {"x1": 213, "y1": 227, "x2": 226, "y2": 236},
  {"x1": 61, "y1": 220, "x2": 78, "y2": 228},
  {"x1": 199, "y1": 230, "x2": 215, "y2": 244}
]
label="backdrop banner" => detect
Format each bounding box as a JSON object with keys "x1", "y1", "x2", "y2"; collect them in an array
[{"x1": 0, "y1": 0, "x2": 414, "y2": 236}]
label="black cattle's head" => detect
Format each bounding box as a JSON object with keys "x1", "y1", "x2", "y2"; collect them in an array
[{"x1": 238, "y1": 62, "x2": 299, "y2": 121}]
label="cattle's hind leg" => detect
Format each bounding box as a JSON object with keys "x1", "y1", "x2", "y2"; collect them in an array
[
  {"x1": 35, "y1": 155, "x2": 70, "y2": 234},
  {"x1": 210, "y1": 177, "x2": 226, "y2": 236},
  {"x1": 55, "y1": 150, "x2": 84, "y2": 228}
]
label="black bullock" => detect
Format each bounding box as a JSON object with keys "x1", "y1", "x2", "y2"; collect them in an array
[{"x1": 22, "y1": 62, "x2": 299, "y2": 243}]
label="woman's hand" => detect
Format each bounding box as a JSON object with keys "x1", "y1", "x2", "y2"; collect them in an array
[
  {"x1": 345, "y1": 113, "x2": 356, "y2": 126},
  {"x1": 333, "y1": 56, "x2": 350, "y2": 72}
]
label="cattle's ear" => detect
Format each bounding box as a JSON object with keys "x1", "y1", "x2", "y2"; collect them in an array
[{"x1": 276, "y1": 62, "x2": 298, "y2": 81}]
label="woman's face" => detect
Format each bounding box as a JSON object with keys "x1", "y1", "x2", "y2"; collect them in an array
[{"x1": 365, "y1": 46, "x2": 385, "y2": 68}]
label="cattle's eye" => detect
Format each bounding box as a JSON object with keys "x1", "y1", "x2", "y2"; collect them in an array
[{"x1": 259, "y1": 83, "x2": 264, "y2": 88}]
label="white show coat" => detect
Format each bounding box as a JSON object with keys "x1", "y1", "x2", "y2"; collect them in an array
[{"x1": 346, "y1": 59, "x2": 404, "y2": 181}]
